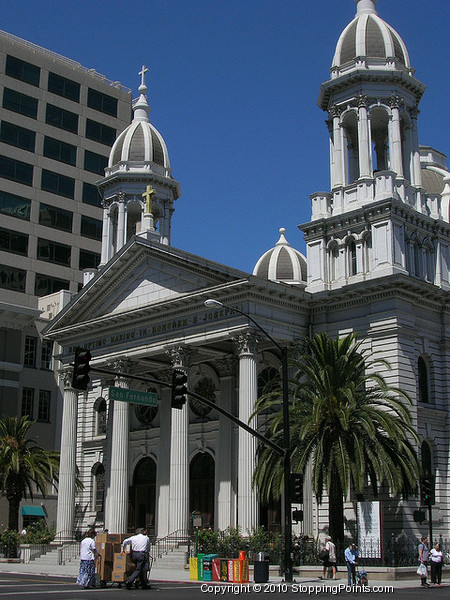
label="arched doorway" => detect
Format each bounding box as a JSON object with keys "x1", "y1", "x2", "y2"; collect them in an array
[
  {"x1": 130, "y1": 457, "x2": 156, "y2": 539},
  {"x1": 190, "y1": 453, "x2": 215, "y2": 528}
]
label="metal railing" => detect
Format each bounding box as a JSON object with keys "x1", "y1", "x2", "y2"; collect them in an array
[
  {"x1": 151, "y1": 529, "x2": 190, "y2": 560},
  {"x1": 57, "y1": 542, "x2": 80, "y2": 566}
]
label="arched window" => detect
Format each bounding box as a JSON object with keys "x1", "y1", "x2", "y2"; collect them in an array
[
  {"x1": 94, "y1": 397, "x2": 107, "y2": 435},
  {"x1": 258, "y1": 366, "x2": 280, "y2": 398},
  {"x1": 347, "y1": 239, "x2": 357, "y2": 276},
  {"x1": 190, "y1": 377, "x2": 216, "y2": 418},
  {"x1": 328, "y1": 242, "x2": 339, "y2": 282},
  {"x1": 421, "y1": 441, "x2": 432, "y2": 475},
  {"x1": 418, "y1": 357, "x2": 429, "y2": 403},
  {"x1": 91, "y1": 463, "x2": 105, "y2": 512}
]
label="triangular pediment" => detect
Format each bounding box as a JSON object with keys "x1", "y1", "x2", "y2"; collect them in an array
[{"x1": 44, "y1": 237, "x2": 250, "y2": 333}]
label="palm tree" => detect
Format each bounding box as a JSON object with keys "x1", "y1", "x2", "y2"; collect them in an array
[
  {"x1": 0, "y1": 416, "x2": 59, "y2": 531},
  {"x1": 253, "y1": 332, "x2": 420, "y2": 546}
]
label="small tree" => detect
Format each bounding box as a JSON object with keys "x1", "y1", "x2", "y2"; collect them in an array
[{"x1": 0, "y1": 416, "x2": 59, "y2": 531}]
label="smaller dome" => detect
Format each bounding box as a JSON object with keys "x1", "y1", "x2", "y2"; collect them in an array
[
  {"x1": 332, "y1": 0, "x2": 410, "y2": 70},
  {"x1": 108, "y1": 79, "x2": 171, "y2": 172},
  {"x1": 253, "y1": 228, "x2": 307, "y2": 287}
]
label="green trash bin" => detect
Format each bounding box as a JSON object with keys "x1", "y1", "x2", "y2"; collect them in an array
[
  {"x1": 202, "y1": 554, "x2": 219, "y2": 581},
  {"x1": 197, "y1": 553, "x2": 205, "y2": 580}
]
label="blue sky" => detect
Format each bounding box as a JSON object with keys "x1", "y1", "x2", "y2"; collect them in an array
[{"x1": 2, "y1": 0, "x2": 448, "y2": 272}]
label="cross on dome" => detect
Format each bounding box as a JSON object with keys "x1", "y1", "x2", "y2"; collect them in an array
[{"x1": 138, "y1": 64, "x2": 149, "y2": 96}]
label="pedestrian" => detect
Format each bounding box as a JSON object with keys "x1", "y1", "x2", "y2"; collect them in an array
[
  {"x1": 429, "y1": 542, "x2": 443, "y2": 586},
  {"x1": 76, "y1": 528, "x2": 99, "y2": 589},
  {"x1": 122, "y1": 527, "x2": 150, "y2": 590},
  {"x1": 325, "y1": 537, "x2": 337, "y2": 579},
  {"x1": 344, "y1": 542, "x2": 358, "y2": 586},
  {"x1": 418, "y1": 535, "x2": 430, "y2": 587}
]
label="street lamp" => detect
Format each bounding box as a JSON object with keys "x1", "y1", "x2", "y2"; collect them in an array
[{"x1": 204, "y1": 298, "x2": 293, "y2": 582}]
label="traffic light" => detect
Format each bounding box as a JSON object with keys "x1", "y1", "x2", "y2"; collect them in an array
[
  {"x1": 420, "y1": 475, "x2": 435, "y2": 506},
  {"x1": 71, "y1": 347, "x2": 92, "y2": 391},
  {"x1": 171, "y1": 369, "x2": 188, "y2": 409},
  {"x1": 290, "y1": 473, "x2": 303, "y2": 503},
  {"x1": 292, "y1": 509, "x2": 303, "y2": 523}
]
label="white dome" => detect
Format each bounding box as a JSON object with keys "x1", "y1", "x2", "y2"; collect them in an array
[
  {"x1": 332, "y1": 0, "x2": 410, "y2": 70},
  {"x1": 107, "y1": 82, "x2": 171, "y2": 173},
  {"x1": 253, "y1": 228, "x2": 307, "y2": 287}
]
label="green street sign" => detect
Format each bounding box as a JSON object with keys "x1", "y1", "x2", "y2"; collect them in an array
[{"x1": 109, "y1": 386, "x2": 158, "y2": 407}]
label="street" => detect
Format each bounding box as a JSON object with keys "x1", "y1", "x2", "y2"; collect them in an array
[{"x1": 0, "y1": 574, "x2": 448, "y2": 599}]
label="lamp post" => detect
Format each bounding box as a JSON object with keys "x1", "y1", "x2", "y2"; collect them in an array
[{"x1": 204, "y1": 299, "x2": 293, "y2": 582}]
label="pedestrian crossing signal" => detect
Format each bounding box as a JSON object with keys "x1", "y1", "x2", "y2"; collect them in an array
[
  {"x1": 171, "y1": 369, "x2": 188, "y2": 409},
  {"x1": 71, "y1": 347, "x2": 92, "y2": 391}
]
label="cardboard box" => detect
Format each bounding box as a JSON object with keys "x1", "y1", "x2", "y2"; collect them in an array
[
  {"x1": 114, "y1": 552, "x2": 134, "y2": 567},
  {"x1": 97, "y1": 560, "x2": 113, "y2": 582},
  {"x1": 111, "y1": 570, "x2": 128, "y2": 583},
  {"x1": 97, "y1": 542, "x2": 114, "y2": 562}
]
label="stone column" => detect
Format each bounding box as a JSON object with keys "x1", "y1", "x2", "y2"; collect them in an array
[
  {"x1": 235, "y1": 332, "x2": 259, "y2": 535},
  {"x1": 410, "y1": 108, "x2": 422, "y2": 188},
  {"x1": 216, "y1": 358, "x2": 237, "y2": 530},
  {"x1": 156, "y1": 370, "x2": 172, "y2": 538},
  {"x1": 357, "y1": 95, "x2": 372, "y2": 179},
  {"x1": 105, "y1": 360, "x2": 132, "y2": 534},
  {"x1": 100, "y1": 201, "x2": 110, "y2": 266},
  {"x1": 167, "y1": 347, "x2": 191, "y2": 534},
  {"x1": 117, "y1": 193, "x2": 126, "y2": 250},
  {"x1": 330, "y1": 105, "x2": 343, "y2": 188},
  {"x1": 56, "y1": 367, "x2": 78, "y2": 541},
  {"x1": 389, "y1": 95, "x2": 404, "y2": 177}
]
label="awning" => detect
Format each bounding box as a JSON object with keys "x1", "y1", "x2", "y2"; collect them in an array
[{"x1": 21, "y1": 506, "x2": 46, "y2": 517}]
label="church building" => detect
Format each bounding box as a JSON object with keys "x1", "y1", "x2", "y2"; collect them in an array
[{"x1": 44, "y1": 0, "x2": 449, "y2": 546}]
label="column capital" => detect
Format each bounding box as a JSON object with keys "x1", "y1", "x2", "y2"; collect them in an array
[
  {"x1": 328, "y1": 104, "x2": 342, "y2": 119},
  {"x1": 234, "y1": 331, "x2": 259, "y2": 356},
  {"x1": 166, "y1": 345, "x2": 195, "y2": 369},
  {"x1": 356, "y1": 94, "x2": 368, "y2": 109},
  {"x1": 59, "y1": 365, "x2": 74, "y2": 389},
  {"x1": 117, "y1": 191, "x2": 127, "y2": 204},
  {"x1": 389, "y1": 94, "x2": 404, "y2": 110},
  {"x1": 108, "y1": 358, "x2": 134, "y2": 386}
]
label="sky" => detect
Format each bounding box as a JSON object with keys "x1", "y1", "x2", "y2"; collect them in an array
[{"x1": 2, "y1": 0, "x2": 449, "y2": 273}]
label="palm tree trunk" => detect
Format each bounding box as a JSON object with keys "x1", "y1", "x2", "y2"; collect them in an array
[
  {"x1": 328, "y1": 476, "x2": 345, "y2": 547},
  {"x1": 7, "y1": 493, "x2": 21, "y2": 531}
]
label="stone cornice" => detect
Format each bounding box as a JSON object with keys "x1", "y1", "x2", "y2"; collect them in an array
[
  {"x1": 300, "y1": 197, "x2": 450, "y2": 240},
  {"x1": 310, "y1": 274, "x2": 449, "y2": 315}
]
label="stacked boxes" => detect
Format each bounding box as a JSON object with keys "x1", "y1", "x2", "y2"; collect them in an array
[{"x1": 96, "y1": 533, "x2": 132, "y2": 584}]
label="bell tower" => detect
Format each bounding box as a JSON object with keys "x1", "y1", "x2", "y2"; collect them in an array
[
  {"x1": 301, "y1": 0, "x2": 450, "y2": 292},
  {"x1": 97, "y1": 66, "x2": 180, "y2": 266}
]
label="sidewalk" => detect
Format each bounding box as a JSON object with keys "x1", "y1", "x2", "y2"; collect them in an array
[{"x1": 0, "y1": 559, "x2": 436, "y2": 588}]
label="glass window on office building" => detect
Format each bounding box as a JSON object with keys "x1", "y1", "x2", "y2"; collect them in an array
[
  {"x1": 37, "y1": 238, "x2": 71, "y2": 266},
  {"x1": 85, "y1": 119, "x2": 116, "y2": 145},
  {"x1": 84, "y1": 150, "x2": 108, "y2": 175},
  {"x1": 39, "y1": 203, "x2": 73, "y2": 232},
  {"x1": 35, "y1": 273, "x2": 69, "y2": 297},
  {"x1": 43, "y1": 136, "x2": 77, "y2": 166},
  {"x1": 0, "y1": 191, "x2": 31, "y2": 220},
  {"x1": 37, "y1": 390, "x2": 51, "y2": 422},
  {"x1": 3, "y1": 88, "x2": 38, "y2": 119},
  {"x1": 21, "y1": 388, "x2": 34, "y2": 418},
  {"x1": 0, "y1": 227, "x2": 28, "y2": 256},
  {"x1": 81, "y1": 215, "x2": 102, "y2": 240},
  {"x1": 41, "y1": 169, "x2": 74, "y2": 199},
  {"x1": 82, "y1": 182, "x2": 102, "y2": 207},
  {"x1": 87, "y1": 88, "x2": 117, "y2": 116},
  {"x1": 5, "y1": 55, "x2": 40, "y2": 87},
  {"x1": 45, "y1": 104, "x2": 78, "y2": 133},
  {"x1": 0, "y1": 264, "x2": 26, "y2": 292},
  {"x1": 0, "y1": 155, "x2": 33, "y2": 186},
  {"x1": 41, "y1": 339, "x2": 53, "y2": 370},
  {"x1": 48, "y1": 72, "x2": 80, "y2": 102},
  {"x1": 24, "y1": 336, "x2": 37, "y2": 367},
  {"x1": 0, "y1": 121, "x2": 36, "y2": 152},
  {"x1": 79, "y1": 249, "x2": 101, "y2": 270}
]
